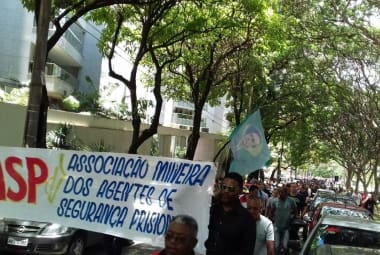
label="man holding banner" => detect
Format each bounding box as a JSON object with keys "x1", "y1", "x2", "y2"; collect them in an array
[{"x1": 0, "y1": 146, "x2": 216, "y2": 255}]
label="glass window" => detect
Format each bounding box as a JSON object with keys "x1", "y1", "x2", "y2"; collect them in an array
[{"x1": 306, "y1": 224, "x2": 380, "y2": 254}]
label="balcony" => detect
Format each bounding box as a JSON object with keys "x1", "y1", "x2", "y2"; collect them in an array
[
  {"x1": 172, "y1": 113, "x2": 207, "y2": 128},
  {"x1": 174, "y1": 101, "x2": 194, "y2": 109},
  {"x1": 33, "y1": 24, "x2": 84, "y2": 66},
  {"x1": 29, "y1": 62, "x2": 77, "y2": 99}
]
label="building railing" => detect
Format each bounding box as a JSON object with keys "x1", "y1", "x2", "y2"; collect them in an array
[
  {"x1": 28, "y1": 62, "x2": 77, "y2": 97},
  {"x1": 34, "y1": 21, "x2": 84, "y2": 55},
  {"x1": 175, "y1": 101, "x2": 194, "y2": 109},
  {"x1": 45, "y1": 62, "x2": 77, "y2": 88},
  {"x1": 62, "y1": 26, "x2": 84, "y2": 53},
  {"x1": 172, "y1": 113, "x2": 207, "y2": 128}
]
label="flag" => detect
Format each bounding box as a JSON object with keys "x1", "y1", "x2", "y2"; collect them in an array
[{"x1": 229, "y1": 109, "x2": 270, "y2": 176}]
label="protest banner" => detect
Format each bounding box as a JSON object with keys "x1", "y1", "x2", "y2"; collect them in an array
[{"x1": 0, "y1": 146, "x2": 216, "y2": 253}]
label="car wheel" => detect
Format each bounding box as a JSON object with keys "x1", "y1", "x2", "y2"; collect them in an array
[
  {"x1": 66, "y1": 233, "x2": 86, "y2": 255},
  {"x1": 103, "y1": 235, "x2": 132, "y2": 255}
]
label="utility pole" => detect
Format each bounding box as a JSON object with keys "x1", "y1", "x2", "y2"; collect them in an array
[{"x1": 23, "y1": 0, "x2": 52, "y2": 148}]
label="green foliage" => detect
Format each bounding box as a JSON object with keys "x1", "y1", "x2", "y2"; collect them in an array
[
  {"x1": 82, "y1": 139, "x2": 113, "y2": 152},
  {"x1": 175, "y1": 145, "x2": 186, "y2": 159},
  {"x1": 0, "y1": 87, "x2": 29, "y2": 105},
  {"x1": 20, "y1": 0, "x2": 34, "y2": 11},
  {"x1": 71, "y1": 80, "x2": 102, "y2": 114},
  {"x1": 46, "y1": 123, "x2": 82, "y2": 150},
  {"x1": 62, "y1": 95, "x2": 80, "y2": 111},
  {"x1": 312, "y1": 163, "x2": 344, "y2": 179},
  {"x1": 0, "y1": 88, "x2": 5, "y2": 102},
  {"x1": 23, "y1": 0, "x2": 380, "y2": 184},
  {"x1": 47, "y1": 123, "x2": 114, "y2": 152},
  {"x1": 150, "y1": 134, "x2": 159, "y2": 156}
]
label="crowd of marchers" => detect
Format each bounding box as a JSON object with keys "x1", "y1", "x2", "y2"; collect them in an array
[{"x1": 149, "y1": 172, "x2": 378, "y2": 255}]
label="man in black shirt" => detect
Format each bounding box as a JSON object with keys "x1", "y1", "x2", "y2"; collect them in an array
[{"x1": 205, "y1": 172, "x2": 256, "y2": 255}]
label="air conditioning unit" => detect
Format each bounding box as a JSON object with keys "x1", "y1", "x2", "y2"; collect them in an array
[{"x1": 201, "y1": 127, "x2": 209, "y2": 133}]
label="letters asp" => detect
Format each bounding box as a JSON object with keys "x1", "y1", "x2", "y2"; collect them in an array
[{"x1": 0, "y1": 156, "x2": 48, "y2": 203}]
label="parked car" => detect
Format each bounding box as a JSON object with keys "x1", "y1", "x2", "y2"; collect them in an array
[
  {"x1": 300, "y1": 214, "x2": 380, "y2": 255},
  {"x1": 122, "y1": 242, "x2": 161, "y2": 255},
  {"x1": 123, "y1": 242, "x2": 203, "y2": 255},
  {"x1": 314, "y1": 189, "x2": 336, "y2": 198},
  {"x1": 334, "y1": 195, "x2": 358, "y2": 207},
  {"x1": 0, "y1": 218, "x2": 130, "y2": 255},
  {"x1": 308, "y1": 190, "x2": 336, "y2": 213},
  {"x1": 305, "y1": 202, "x2": 373, "y2": 233}
]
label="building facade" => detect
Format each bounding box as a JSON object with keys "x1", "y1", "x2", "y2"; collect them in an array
[
  {"x1": 158, "y1": 99, "x2": 229, "y2": 157},
  {"x1": 0, "y1": 0, "x2": 102, "y2": 100}
]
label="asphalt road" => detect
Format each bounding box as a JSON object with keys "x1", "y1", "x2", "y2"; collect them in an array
[
  {"x1": 2, "y1": 241, "x2": 299, "y2": 255},
  {"x1": 83, "y1": 242, "x2": 300, "y2": 255},
  {"x1": 84, "y1": 242, "x2": 156, "y2": 255}
]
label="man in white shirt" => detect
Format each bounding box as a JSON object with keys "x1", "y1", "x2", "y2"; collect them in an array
[{"x1": 247, "y1": 197, "x2": 275, "y2": 255}]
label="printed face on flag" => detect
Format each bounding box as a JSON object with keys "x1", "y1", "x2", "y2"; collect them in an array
[
  {"x1": 237, "y1": 126, "x2": 263, "y2": 156},
  {"x1": 229, "y1": 110, "x2": 270, "y2": 175}
]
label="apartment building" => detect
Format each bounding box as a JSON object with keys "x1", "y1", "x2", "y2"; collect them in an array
[
  {"x1": 0, "y1": 0, "x2": 102, "y2": 100},
  {"x1": 158, "y1": 99, "x2": 228, "y2": 156}
]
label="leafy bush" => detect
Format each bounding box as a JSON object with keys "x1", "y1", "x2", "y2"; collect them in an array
[{"x1": 62, "y1": 95, "x2": 80, "y2": 111}]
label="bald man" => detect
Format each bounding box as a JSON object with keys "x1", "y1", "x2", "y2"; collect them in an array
[
  {"x1": 151, "y1": 214, "x2": 198, "y2": 255},
  {"x1": 247, "y1": 197, "x2": 274, "y2": 255}
]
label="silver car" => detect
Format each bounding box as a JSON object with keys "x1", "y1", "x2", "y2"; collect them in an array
[
  {"x1": 300, "y1": 214, "x2": 380, "y2": 254},
  {"x1": 0, "y1": 218, "x2": 129, "y2": 255}
]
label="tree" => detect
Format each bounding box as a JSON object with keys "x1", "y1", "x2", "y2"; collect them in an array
[
  {"x1": 23, "y1": 0, "x2": 51, "y2": 148},
  {"x1": 21, "y1": 0, "x2": 162, "y2": 148},
  {"x1": 164, "y1": 0, "x2": 267, "y2": 159},
  {"x1": 282, "y1": 0, "x2": 380, "y2": 191},
  {"x1": 91, "y1": 0, "x2": 192, "y2": 153}
]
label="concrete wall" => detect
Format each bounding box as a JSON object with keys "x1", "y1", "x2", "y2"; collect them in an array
[
  {"x1": 0, "y1": 102, "x2": 27, "y2": 147},
  {"x1": 0, "y1": 103, "x2": 225, "y2": 161}
]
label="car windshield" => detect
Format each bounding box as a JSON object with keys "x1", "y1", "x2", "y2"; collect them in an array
[
  {"x1": 310, "y1": 196, "x2": 336, "y2": 211},
  {"x1": 316, "y1": 190, "x2": 335, "y2": 197},
  {"x1": 334, "y1": 196, "x2": 357, "y2": 206},
  {"x1": 306, "y1": 224, "x2": 380, "y2": 254},
  {"x1": 314, "y1": 245, "x2": 380, "y2": 254},
  {"x1": 320, "y1": 207, "x2": 371, "y2": 219}
]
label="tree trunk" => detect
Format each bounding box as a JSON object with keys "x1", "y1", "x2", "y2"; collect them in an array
[
  {"x1": 131, "y1": 66, "x2": 163, "y2": 152},
  {"x1": 355, "y1": 172, "x2": 360, "y2": 192},
  {"x1": 128, "y1": 84, "x2": 141, "y2": 154},
  {"x1": 277, "y1": 141, "x2": 284, "y2": 183},
  {"x1": 345, "y1": 166, "x2": 354, "y2": 189},
  {"x1": 23, "y1": 0, "x2": 51, "y2": 148},
  {"x1": 185, "y1": 106, "x2": 202, "y2": 160},
  {"x1": 270, "y1": 168, "x2": 277, "y2": 182}
]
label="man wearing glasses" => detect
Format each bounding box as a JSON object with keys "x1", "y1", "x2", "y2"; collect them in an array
[
  {"x1": 151, "y1": 214, "x2": 198, "y2": 255},
  {"x1": 205, "y1": 172, "x2": 256, "y2": 255}
]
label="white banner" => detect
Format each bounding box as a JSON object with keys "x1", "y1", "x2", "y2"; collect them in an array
[{"x1": 0, "y1": 146, "x2": 216, "y2": 253}]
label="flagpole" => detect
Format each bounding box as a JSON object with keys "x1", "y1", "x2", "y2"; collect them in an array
[{"x1": 213, "y1": 140, "x2": 230, "y2": 162}]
